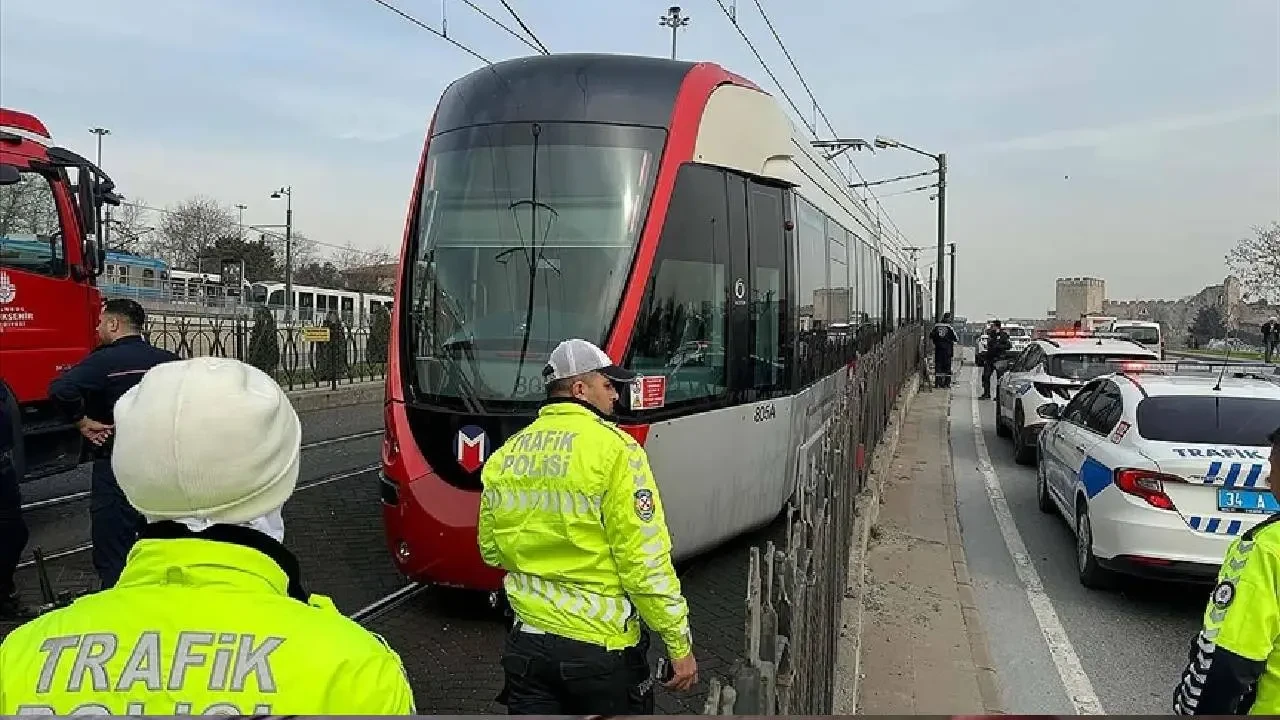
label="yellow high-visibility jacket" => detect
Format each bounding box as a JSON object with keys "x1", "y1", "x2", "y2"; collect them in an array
[
  {"x1": 0, "y1": 534, "x2": 415, "y2": 715},
  {"x1": 478, "y1": 399, "x2": 692, "y2": 659}
]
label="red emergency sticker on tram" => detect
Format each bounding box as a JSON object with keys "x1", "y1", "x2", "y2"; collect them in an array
[{"x1": 630, "y1": 376, "x2": 667, "y2": 410}]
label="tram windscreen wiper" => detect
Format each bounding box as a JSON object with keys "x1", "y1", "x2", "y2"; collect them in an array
[{"x1": 507, "y1": 122, "x2": 560, "y2": 397}]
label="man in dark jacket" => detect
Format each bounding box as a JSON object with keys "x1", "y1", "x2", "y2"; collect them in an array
[
  {"x1": 978, "y1": 320, "x2": 1012, "y2": 400},
  {"x1": 0, "y1": 383, "x2": 33, "y2": 620},
  {"x1": 930, "y1": 313, "x2": 960, "y2": 388},
  {"x1": 1264, "y1": 317, "x2": 1277, "y2": 364},
  {"x1": 48, "y1": 298, "x2": 179, "y2": 589}
]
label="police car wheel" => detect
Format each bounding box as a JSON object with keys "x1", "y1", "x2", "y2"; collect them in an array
[
  {"x1": 1012, "y1": 409, "x2": 1036, "y2": 466},
  {"x1": 1075, "y1": 503, "x2": 1116, "y2": 590},
  {"x1": 994, "y1": 400, "x2": 1012, "y2": 438},
  {"x1": 1036, "y1": 461, "x2": 1055, "y2": 514}
]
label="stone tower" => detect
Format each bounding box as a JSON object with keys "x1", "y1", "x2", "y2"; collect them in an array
[{"x1": 1055, "y1": 277, "x2": 1106, "y2": 323}]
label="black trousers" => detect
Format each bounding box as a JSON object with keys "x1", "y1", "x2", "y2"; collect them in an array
[
  {"x1": 89, "y1": 459, "x2": 145, "y2": 590},
  {"x1": 933, "y1": 348, "x2": 954, "y2": 387},
  {"x1": 0, "y1": 449, "x2": 27, "y2": 598},
  {"x1": 981, "y1": 362, "x2": 998, "y2": 396},
  {"x1": 498, "y1": 623, "x2": 655, "y2": 715}
]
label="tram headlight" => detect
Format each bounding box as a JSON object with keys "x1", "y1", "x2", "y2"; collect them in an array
[{"x1": 396, "y1": 541, "x2": 412, "y2": 563}]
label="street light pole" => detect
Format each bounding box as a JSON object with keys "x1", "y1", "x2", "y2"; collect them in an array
[
  {"x1": 874, "y1": 135, "x2": 948, "y2": 323},
  {"x1": 89, "y1": 127, "x2": 109, "y2": 166},
  {"x1": 235, "y1": 204, "x2": 247, "y2": 240},
  {"x1": 935, "y1": 152, "x2": 947, "y2": 322},
  {"x1": 271, "y1": 187, "x2": 293, "y2": 322},
  {"x1": 949, "y1": 242, "x2": 957, "y2": 319},
  {"x1": 658, "y1": 6, "x2": 689, "y2": 59}
]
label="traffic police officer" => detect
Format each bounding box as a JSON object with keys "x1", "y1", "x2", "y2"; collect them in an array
[
  {"x1": 0, "y1": 382, "x2": 33, "y2": 620},
  {"x1": 1173, "y1": 423, "x2": 1280, "y2": 715},
  {"x1": 977, "y1": 320, "x2": 1012, "y2": 400},
  {"x1": 479, "y1": 338, "x2": 698, "y2": 714},
  {"x1": 48, "y1": 298, "x2": 178, "y2": 589},
  {"x1": 0, "y1": 357, "x2": 416, "y2": 714},
  {"x1": 930, "y1": 312, "x2": 959, "y2": 388}
]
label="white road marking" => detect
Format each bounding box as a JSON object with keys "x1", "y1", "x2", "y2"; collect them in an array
[{"x1": 969, "y1": 367, "x2": 1106, "y2": 715}]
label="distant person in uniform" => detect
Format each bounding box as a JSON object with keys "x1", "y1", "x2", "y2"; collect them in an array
[
  {"x1": 930, "y1": 312, "x2": 959, "y2": 388},
  {"x1": 0, "y1": 383, "x2": 33, "y2": 620},
  {"x1": 1173, "y1": 424, "x2": 1280, "y2": 715},
  {"x1": 978, "y1": 320, "x2": 1011, "y2": 400},
  {"x1": 479, "y1": 338, "x2": 697, "y2": 715},
  {"x1": 1263, "y1": 317, "x2": 1277, "y2": 364},
  {"x1": 0, "y1": 357, "x2": 416, "y2": 714},
  {"x1": 47, "y1": 298, "x2": 179, "y2": 589}
]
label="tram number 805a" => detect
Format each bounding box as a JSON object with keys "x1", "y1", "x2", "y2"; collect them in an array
[{"x1": 753, "y1": 403, "x2": 777, "y2": 423}]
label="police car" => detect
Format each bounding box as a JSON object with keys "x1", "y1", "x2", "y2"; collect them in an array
[
  {"x1": 1034, "y1": 361, "x2": 1280, "y2": 588},
  {"x1": 995, "y1": 333, "x2": 1158, "y2": 465},
  {"x1": 1005, "y1": 323, "x2": 1032, "y2": 354}
]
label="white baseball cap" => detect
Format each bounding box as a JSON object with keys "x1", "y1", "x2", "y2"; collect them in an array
[
  {"x1": 111, "y1": 357, "x2": 301, "y2": 526},
  {"x1": 542, "y1": 338, "x2": 637, "y2": 385}
]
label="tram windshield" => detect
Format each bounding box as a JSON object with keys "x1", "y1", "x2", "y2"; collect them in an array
[{"x1": 406, "y1": 122, "x2": 665, "y2": 410}]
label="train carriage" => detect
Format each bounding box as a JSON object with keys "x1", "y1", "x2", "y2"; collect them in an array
[{"x1": 381, "y1": 53, "x2": 928, "y2": 592}]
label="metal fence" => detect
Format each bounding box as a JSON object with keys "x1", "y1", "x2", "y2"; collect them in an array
[
  {"x1": 702, "y1": 323, "x2": 925, "y2": 715},
  {"x1": 142, "y1": 313, "x2": 388, "y2": 392}
]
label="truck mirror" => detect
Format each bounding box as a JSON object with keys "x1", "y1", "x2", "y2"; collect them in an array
[{"x1": 0, "y1": 164, "x2": 19, "y2": 185}]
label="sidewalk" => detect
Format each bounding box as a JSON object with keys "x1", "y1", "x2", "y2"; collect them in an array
[{"x1": 857, "y1": 384, "x2": 1003, "y2": 714}]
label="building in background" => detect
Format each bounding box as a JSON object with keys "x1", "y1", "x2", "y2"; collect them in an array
[{"x1": 1055, "y1": 277, "x2": 1106, "y2": 324}]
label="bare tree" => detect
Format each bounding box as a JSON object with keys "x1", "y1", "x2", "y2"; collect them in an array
[
  {"x1": 330, "y1": 240, "x2": 396, "y2": 292},
  {"x1": 106, "y1": 200, "x2": 156, "y2": 254},
  {"x1": 1227, "y1": 221, "x2": 1280, "y2": 303},
  {"x1": 157, "y1": 196, "x2": 237, "y2": 268}
]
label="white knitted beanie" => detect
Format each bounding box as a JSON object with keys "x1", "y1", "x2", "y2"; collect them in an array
[{"x1": 111, "y1": 357, "x2": 301, "y2": 526}]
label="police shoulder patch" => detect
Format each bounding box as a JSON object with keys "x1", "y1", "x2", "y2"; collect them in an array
[
  {"x1": 634, "y1": 488, "x2": 655, "y2": 522},
  {"x1": 1212, "y1": 580, "x2": 1236, "y2": 608}
]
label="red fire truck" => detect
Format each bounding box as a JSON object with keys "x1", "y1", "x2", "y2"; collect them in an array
[{"x1": 0, "y1": 107, "x2": 119, "y2": 481}]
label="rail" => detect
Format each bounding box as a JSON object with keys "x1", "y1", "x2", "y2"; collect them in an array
[
  {"x1": 140, "y1": 311, "x2": 389, "y2": 391},
  {"x1": 702, "y1": 323, "x2": 925, "y2": 714}
]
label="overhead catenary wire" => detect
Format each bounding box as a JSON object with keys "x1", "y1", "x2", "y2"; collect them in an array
[
  {"x1": 496, "y1": 0, "x2": 552, "y2": 55},
  {"x1": 713, "y1": 0, "x2": 913, "y2": 252},
  {"x1": 459, "y1": 0, "x2": 546, "y2": 55},
  {"x1": 367, "y1": 0, "x2": 493, "y2": 64}
]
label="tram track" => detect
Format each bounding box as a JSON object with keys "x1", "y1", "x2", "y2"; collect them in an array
[
  {"x1": 15, "y1": 463, "x2": 382, "y2": 571},
  {"x1": 20, "y1": 429, "x2": 383, "y2": 513}
]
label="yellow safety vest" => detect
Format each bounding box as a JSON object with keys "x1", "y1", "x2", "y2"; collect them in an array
[
  {"x1": 1176, "y1": 515, "x2": 1280, "y2": 715},
  {"x1": 0, "y1": 535, "x2": 415, "y2": 715},
  {"x1": 478, "y1": 399, "x2": 692, "y2": 659}
]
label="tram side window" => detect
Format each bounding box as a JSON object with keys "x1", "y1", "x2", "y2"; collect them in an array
[
  {"x1": 625, "y1": 163, "x2": 730, "y2": 405},
  {"x1": 748, "y1": 183, "x2": 786, "y2": 391}
]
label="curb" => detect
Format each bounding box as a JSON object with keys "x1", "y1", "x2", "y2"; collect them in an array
[
  {"x1": 941, "y1": 389, "x2": 1005, "y2": 714},
  {"x1": 286, "y1": 379, "x2": 384, "y2": 413},
  {"x1": 835, "y1": 371, "x2": 921, "y2": 715}
]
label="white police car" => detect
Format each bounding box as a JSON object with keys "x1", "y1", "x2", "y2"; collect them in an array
[
  {"x1": 1035, "y1": 362, "x2": 1280, "y2": 588},
  {"x1": 996, "y1": 334, "x2": 1157, "y2": 465},
  {"x1": 1005, "y1": 323, "x2": 1032, "y2": 354}
]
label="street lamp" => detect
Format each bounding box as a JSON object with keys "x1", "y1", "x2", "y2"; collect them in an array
[
  {"x1": 270, "y1": 187, "x2": 293, "y2": 322},
  {"x1": 874, "y1": 135, "x2": 947, "y2": 322},
  {"x1": 658, "y1": 6, "x2": 690, "y2": 60}
]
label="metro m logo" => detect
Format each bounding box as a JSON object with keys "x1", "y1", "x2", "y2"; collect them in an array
[{"x1": 455, "y1": 425, "x2": 491, "y2": 474}]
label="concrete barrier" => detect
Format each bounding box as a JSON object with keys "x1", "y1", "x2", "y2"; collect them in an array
[{"x1": 285, "y1": 379, "x2": 384, "y2": 413}]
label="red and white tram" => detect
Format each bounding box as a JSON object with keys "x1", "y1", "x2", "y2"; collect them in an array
[{"x1": 381, "y1": 53, "x2": 928, "y2": 592}]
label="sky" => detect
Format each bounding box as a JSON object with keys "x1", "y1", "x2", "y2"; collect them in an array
[{"x1": 2, "y1": 0, "x2": 1277, "y2": 319}]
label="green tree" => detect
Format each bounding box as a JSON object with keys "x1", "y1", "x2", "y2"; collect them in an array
[
  {"x1": 247, "y1": 307, "x2": 281, "y2": 375},
  {"x1": 1191, "y1": 304, "x2": 1227, "y2": 346},
  {"x1": 294, "y1": 261, "x2": 344, "y2": 288},
  {"x1": 196, "y1": 235, "x2": 280, "y2": 282},
  {"x1": 314, "y1": 312, "x2": 349, "y2": 381},
  {"x1": 367, "y1": 305, "x2": 391, "y2": 366}
]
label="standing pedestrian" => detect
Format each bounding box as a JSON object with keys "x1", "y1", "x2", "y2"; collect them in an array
[
  {"x1": 1173, "y1": 424, "x2": 1280, "y2": 714},
  {"x1": 47, "y1": 298, "x2": 178, "y2": 589},
  {"x1": 479, "y1": 338, "x2": 697, "y2": 715},
  {"x1": 1263, "y1": 317, "x2": 1277, "y2": 364},
  {"x1": 0, "y1": 357, "x2": 416, "y2": 715},
  {"x1": 0, "y1": 382, "x2": 33, "y2": 620},
  {"x1": 930, "y1": 312, "x2": 959, "y2": 388},
  {"x1": 978, "y1": 320, "x2": 1012, "y2": 400}
]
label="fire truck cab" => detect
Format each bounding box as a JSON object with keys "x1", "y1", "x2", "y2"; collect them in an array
[{"x1": 0, "y1": 108, "x2": 120, "y2": 481}]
